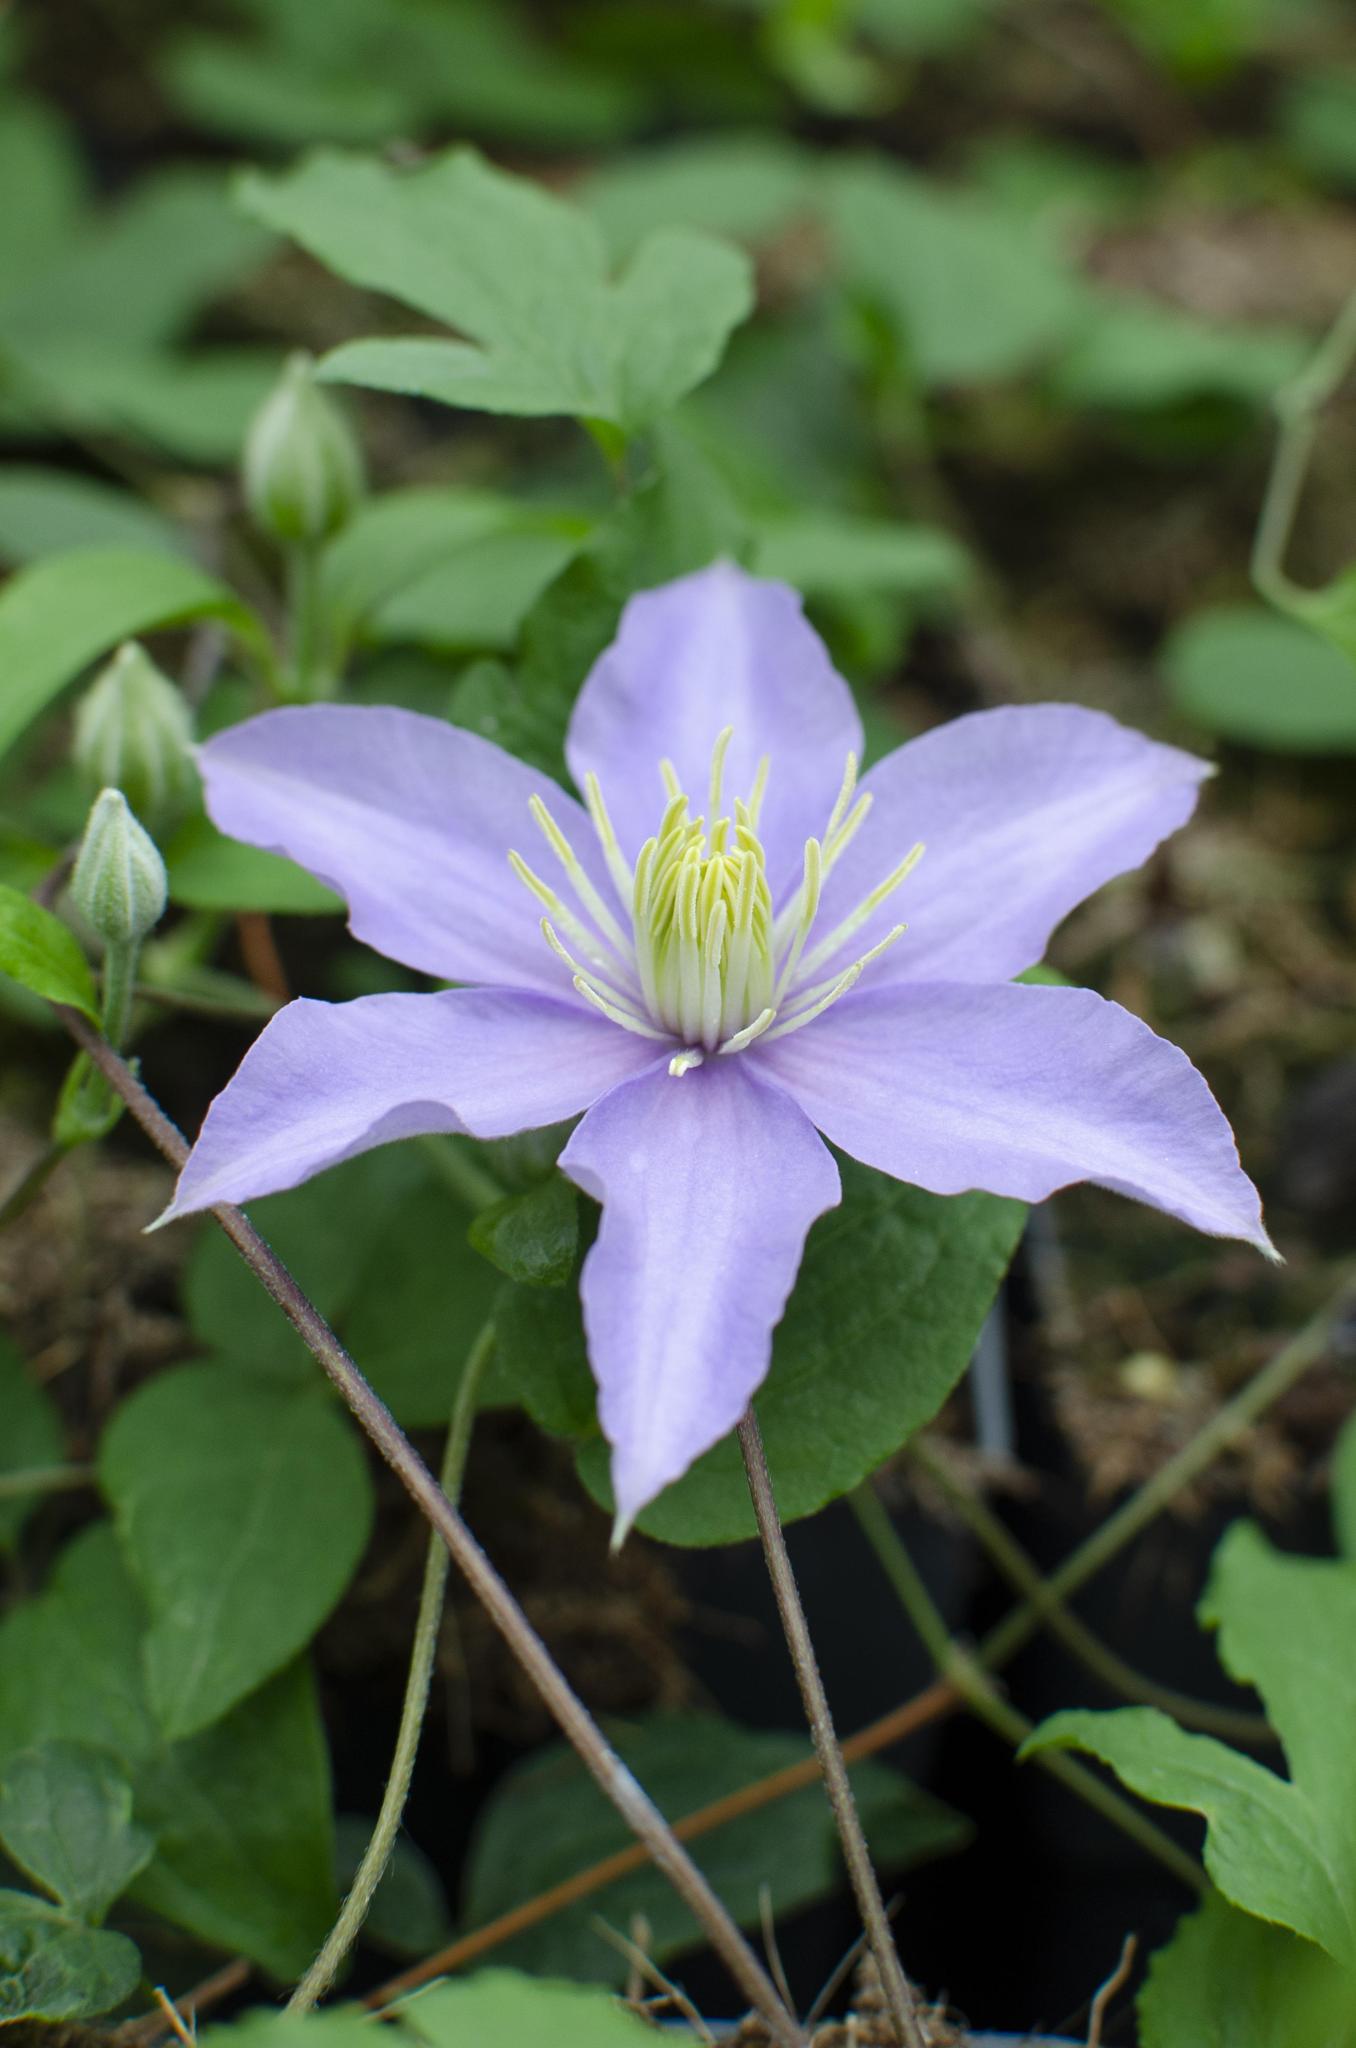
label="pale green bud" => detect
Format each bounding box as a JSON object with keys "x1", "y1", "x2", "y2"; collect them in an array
[
  {"x1": 70, "y1": 789, "x2": 168, "y2": 948},
  {"x1": 242, "y1": 350, "x2": 365, "y2": 545},
  {"x1": 72, "y1": 642, "x2": 196, "y2": 830}
]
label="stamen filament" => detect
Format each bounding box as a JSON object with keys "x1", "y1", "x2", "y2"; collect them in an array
[
  {"x1": 823, "y1": 752, "x2": 858, "y2": 845},
  {"x1": 773, "y1": 838, "x2": 823, "y2": 1000},
  {"x1": 669, "y1": 1047, "x2": 704, "y2": 1077},
  {"x1": 717, "y1": 1006, "x2": 777, "y2": 1055},
  {"x1": 574, "y1": 976, "x2": 670, "y2": 1039},
  {"x1": 529, "y1": 794, "x2": 632, "y2": 956},
  {"x1": 822, "y1": 790, "x2": 873, "y2": 872},
  {"x1": 583, "y1": 770, "x2": 634, "y2": 908},
  {"x1": 708, "y1": 725, "x2": 734, "y2": 823},
  {"x1": 793, "y1": 842, "x2": 924, "y2": 985},
  {"x1": 772, "y1": 923, "x2": 908, "y2": 1032},
  {"x1": 509, "y1": 850, "x2": 632, "y2": 981},
  {"x1": 540, "y1": 920, "x2": 651, "y2": 1024}
]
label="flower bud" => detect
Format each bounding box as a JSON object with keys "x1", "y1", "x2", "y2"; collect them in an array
[
  {"x1": 242, "y1": 350, "x2": 365, "y2": 545},
  {"x1": 70, "y1": 789, "x2": 168, "y2": 948},
  {"x1": 72, "y1": 642, "x2": 196, "y2": 831}
]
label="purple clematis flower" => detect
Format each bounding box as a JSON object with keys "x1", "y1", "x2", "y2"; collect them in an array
[{"x1": 162, "y1": 562, "x2": 1271, "y2": 1531}]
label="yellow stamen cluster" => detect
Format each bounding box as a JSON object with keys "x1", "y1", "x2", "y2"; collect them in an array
[{"x1": 509, "y1": 729, "x2": 923, "y2": 1075}]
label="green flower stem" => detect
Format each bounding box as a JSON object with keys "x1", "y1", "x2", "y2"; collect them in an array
[
  {"x1": 848, "y1": 1483, "x2": 1206, "y2": 1896},
  {"x1": 100, "y1": 938, "x2": 140, "y2": 1051},
  {"x1": 56, "y1": 1007, "x2": 803, "y2": 2048},
  {"x1": 290, "y1": 1319, "x2": 498, "y2": 2013},
  {"x1": 738, "y1": 1411, "x2": 928, "y2": 2048},
  {"x1": 977, "y1": 1277, "x2": 1356, "y2": 1678},
  {"x1": 907, "y1": 1439, "x2": 1271, "y2": 1746},
  {"x1": 418, "y1": 1134, "x2": 505, "y2": 1213},
  {"x1": 0, "y1": 1143, "x2": 65, "y2": 1227},
  {"x1": 286, "y1": 541, "x2": 328, "y2": 701},
  {"x1": 1252, "y1": 285, "x2": 1356, "y2": 608}
]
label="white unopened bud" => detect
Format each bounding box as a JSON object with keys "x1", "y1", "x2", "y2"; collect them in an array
[
  {"x1": 243, "y1": 351, "x2": 365, "y2": 545},
  {"x1": 70, "y1": 789, "x2": 168, "y2": 947},
  {"x1": 72, "y1": 642, "x2": 196, "y2": 830}
]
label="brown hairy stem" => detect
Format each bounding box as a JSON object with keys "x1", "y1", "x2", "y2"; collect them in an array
[{"x1": 56, "y1": 1007, "x2": 803, "y2": 2048}]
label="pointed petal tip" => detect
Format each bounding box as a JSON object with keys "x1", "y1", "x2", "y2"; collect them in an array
[{"x1": 609, "y1": 1507, "x2": 637, "y2": 1555}]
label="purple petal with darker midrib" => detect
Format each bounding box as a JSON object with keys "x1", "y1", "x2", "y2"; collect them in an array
[
  {"x1": 560, "y1": 1056, "x2": 841, "y2": 1531},
  {"x1": 754, "y1": 980, "x2": 1273, "y2": 1254}
]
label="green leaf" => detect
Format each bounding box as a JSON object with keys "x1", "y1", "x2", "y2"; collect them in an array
[
  {"x1": 752, "y1": 512, "x2": 971, "y2": 603},
  {"x1": 398, "y1": 1971, "x2": 658, "y2": 2047},
  {"x1": 0, "y1": 98, "x2": 83, "y2": 297},
  {"x1": 489, "y1": 1284, "x2": 598, "y2": 1439},
  {"x1": 0, "y1": 1889, "x2": 141, "y2": 2024},
  {"x1": 202, "y1": 1972, "x2": 655, "y2": 2048},
  {"x1": 165, "y1": 0, "x2": 641, "y2": 152},
  {"x1": 1139, "y1": 1892, "x2": 1356, "y2": 2048},
  {"x1": 1161, "y1": 604, "x2": 1356, "y2": 753},
  {"x1": 0, "y1": 169, "x2": 274, "y2": 355},
  {"x1": 182, "y1": 1148, "x2": 502, "y2": 1428},
  {"x1": 1332, "y1": 1410, "x2": 1356, "y2": 1563},
  {"x1": 0, "y1": 1336, "x2": 65, "y2": 1550},
  {"x1": 1280, "y1": 69, "x2": 1356, "y2": 192},
  {"x1": 131, "y1": 1659, "x2": 337, "y2": 1979},
  {"x1": 239, "y1": 148, "x2": 753, "y2": 431},
  {"x1": 319, "y1": 487, "x2": 586, "y2": 657},
  {"x1": 204, "y1": 2010, "x2": 375, "y2": 2048},
  {"x1": 472, "y1": 429, "x2": 749, "y2": 781},
  {"x1": 99, "y1": 1365, "x2": 374, "y2": 1741},
  {"x1": 463, "y1": 1712, "x2": 967, "y2": 1982},
  {"x1": 165, "y1": 811, "x2": 342, "y2": 916},
  {"x1": 32, "y1": 346, "x2": 284, "y2": 465},
  {"x1": 0, "y1": 1525, "x2": 337, "y2": 1979},
  {"x1": 584, "y1": 134, "x2": 809, "y2": 258},
  {"x1": 829, "y1": 157, "x2": 1085, "y2": 386},
  {"x1": 468, "y1": 1176, "x2": 579, "y2": 1289},
  {"x1": 563, "y1": 1162, "x2": 1024, "y2": 1545},
  {"x1": 0, "y1": 883, "x2": 98, "y2": 1019},
  {"x1": 1281, "y1": 571, "x2": 1356, "y2": 675},
  {"x1": 0, "y1": 547, "x2": 264, "y2": 765},
  {"x1": 0, "y1": 1742, "x2": 153, "y2": 1923},
  {"x1": 370, "y1": 529, "x2": 585, "y2": 657},
  {"x1": 0, "y1": 466, "x2": 187, "y2": 566},
  {"x1": 1054, "y1": 294, "x2": 1309, "y2": 411},
  {"x1": 1024, "y1": 1521, "x2": 1356, "y2": 1970}
]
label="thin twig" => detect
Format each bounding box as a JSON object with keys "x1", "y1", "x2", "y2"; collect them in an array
[
  {"x1": 0, "y1": 1463, "x2": 95, "y2": 1502},
  {"x1": 976, "y1": 1274, "x2": 1356, "y2": 1678},
  {"x1": 759, "y1": 1883, "x2": 796, "y2": 2018},
  {"x1": 366, "y1": 1681, "x2": 958, "y2": 2006},
  {"x1": 738, "y1": 1410, "x2": 927, "y2": 2048},
  {"x1": 849, "y1": 1484, "x2": 1207, "y2": 1896},
  {"x1": 0, "y1": 1142, "x2": 67, "y2": 1229},
  {"x1": 909, "y1": 1439, "x2": 1273, "y2": 1745},
  {"x1": 150, "y1": 1989, "x2": 195, "y2": 2048},
  {"x1": 1252, "y1": 285, "x2": 1356, "y2": 607},
  {"x1": 289, "y1": 1320, "x2": 498, "y2": 2012},
  {"x1": 55, "y1": 1008, "x2": 803, "y2": 2048},
  {"x1": 1086, "y1": 1932, "x2": 1137, "y2": 2048},
  {"x1": 592, "y1": 1920, "x2": 717, "y2": 2043},
  {"x1": 234, "y1": 913, "x2": 291, "y2": 1003},
  {"x1": 119, "y1": 1961, "x2": 251, "y2": 2047}
]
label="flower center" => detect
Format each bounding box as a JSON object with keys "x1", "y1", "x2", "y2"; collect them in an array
[{"x1": 509, "y1": 730, "x2": 922, "y2": 1075}]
